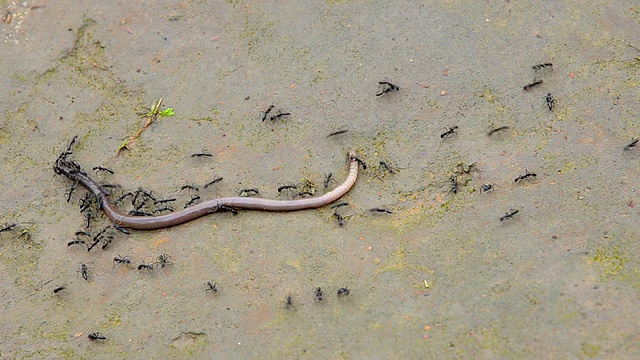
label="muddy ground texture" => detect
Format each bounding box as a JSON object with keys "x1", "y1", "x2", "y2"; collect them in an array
[{"x1": 1, "y1": 0, "x2": 639, "y2": 358}]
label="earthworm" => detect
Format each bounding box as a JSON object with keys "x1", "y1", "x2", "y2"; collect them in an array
[{"x1": 54, "y1": 151, "x2": 359, "y2": 230}]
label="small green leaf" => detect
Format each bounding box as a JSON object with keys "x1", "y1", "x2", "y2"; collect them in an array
[{"x1": 159, "y1": 108, "x2": 174, "y2": 117}]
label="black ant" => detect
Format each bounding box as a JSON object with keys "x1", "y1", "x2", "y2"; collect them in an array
[
  {"x1": 154, "y1": 198, "x2": 176, "y2": 205},
  {"x1": 67, "y1": 239, "x2": 86, "y2": 248},
  {"x1": 65, "y1": 183, "x2": 76, "y2": 202},
  {"x1": 113, "y1": 224, "x2": 131, "y2": 235},
  {"x1": 53, "y1": 286, "x2": 67, "y2": 294},
  {"x1": 184, "y1": 195, "x2": 201, "y2": 208},
  {"x1": 269, "y1": 110, "x2": 290, "y2": 121},
  {"x1": 546, "y1": 93, "x2": 555, "y2": 111},
  {"x1": 315, "y1": 287, "x2": 324, "y2": 302},
  {"x1": 532, "y1": 63, "x2": 553, "y2": 70},
  {"x1": 370, "y1": 208, "x2": 393, "y2": 214},
  {"x1": 514, "y1": 170, "x2": 537, "y2": 182},
  {"x1": 278, "y1": 184, "x2": 298, "y2": 193},
  {"x1": 204, "y1": 177, "x2": 223, "y2": 189},
  {"x1": 128, "y1": 210, "x2": 152, "y2": 216},
  {"x1": 523, "y1": 80, "x2": 543, "y2": 91},
  {"x1": 153, "y1": 206, "x2": 174, "y2": 214},
  {"x1": 285, "y1": 294, "x2": 295, "y2": 309},
  {"x1": 0, "y1": 224, "x2": 17, "y2": 233},
  {"x1": 352, "y1": 156, "x2": 367, "y2": 169},
  {"x1": 238, "y1": 188, "x2": 259, "y2": 197},
  {"x1": 379, "y1": 161, "x2": 396, "y2": 174},
  {"x1": 500, "y1": 209, "x2": 519, "y2": 221},
  {"x1": 115, "y1": 192, "x2": 134, "y2": 206},
  {"x1": 137, "y1": 263, "x2": 154, "y2": 272},
  {"x1": 92, "y1": 166, "x2": 114, "y2": 174},
  {"x1": 260, "y1": 104, "x2": 274, "y2": 122},
  {"x1": 84, "y1": 211, "x2": 93, "y2": 228},
  {"x1": 333, "y1": 211, "x2": 345, "y2": 226},
  {"x1": 191, "y1": 152, "x2": 213, "y2": 158},
  {"x1": 480, "y1": 183, "x2": 497, "y2": 193},
  {"x1": 337, "y1": 287, "x2": 350, "y2": 297},
  {"x1": 441, "y1": 126, "x2": 458, "y2": 139},
  {"x1": 625, "y1": 138, "x2": 638, "y2": 150},
  {"x1": 330, "y1": 202, "x2": 349, "y2": 209},
  {"x1": 327, "y1": 129, "x2": 348, "y2": 137},
  {"x1": 218, "y1": 205, "x2": 238, "y2": 215},
  {"x1": 113, "y1": 256, "x2": 131, "y2": 266},
  {"x1": 88, "y1": 332, "x2": 107, "y2": 341},
  {"x1": 77, "y1": 264, "x2": 89, "y2": 281},
  {"x1": 449, "y1": 175, "x2": 459, "y2": 194},
  {"x1": 180, "y1": 184, "x2": 200, "y2": 192},
  {"x1": 488, "y1": 126, "x2": 510, "y2": 136},
  {"x1": 323, "y1": 173, "x2": 333, "y2": 189},
  {"x1": 206, "y1": 281, "x2": 218, "y2": 294},
  {"x1": 156, "y1": 254, "x2": 173, "y2": 268},
  {"x1": 376, "y1": 80, "x2": 400, "y2": 96}
]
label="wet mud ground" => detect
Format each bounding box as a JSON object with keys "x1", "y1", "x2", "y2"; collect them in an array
[{"x1": 1, "y1": 0, "x2": 639, "y2": 358}]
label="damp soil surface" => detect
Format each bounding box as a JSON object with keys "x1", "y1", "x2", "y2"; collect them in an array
[{"x1": 1, "y1": 0, "x2": 640, "y2": 358}]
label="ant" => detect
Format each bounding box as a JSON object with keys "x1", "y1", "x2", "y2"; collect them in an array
[
  {"x1": 204, "y1": 177, "x2": 223, "y2": 189},
  {"x1": 129, "y1": 210, "x2": 152, "y2": 216},
  {"x1": 500, "y1": 209, "x2": 519, "y2": 221},
  {"x1": 115, "y1": 192, "x2": 134, "y2": 206},
  {"x1": 153, "y1": 206, "x2": 173, "y2": 214},
  {"x1": 137, "y1": 263, "x2": 154, "y2": 272},
  {"x1": 376, "y1": 80, "x2": 400, "y2": 96},
  {"x1": 88, "y1": 332, "x2": 107, "y2": 341},
  {"x1": 206, "y1": 281, "x2": 218, "y2": 294},
  {"x1": 218, "y1": 205, "x2": 238, "y2": 215},
  {"x1": 65, "y1": 183, "x2": 76, "y2": 202},
  {"x1": 337, "y1": 287, "x2": 350, "y2": 297},
  {"x1": 546, "y1": 93, "x2": 555, "y2": 111},
  {"x1": 238, "y1": 188, "x2": 259, "y2": 197},
  {"x1": 260, "y1": 104, "x2": 274, "y2": 122},
  {"x1": 0, "y1": 224, "x2": 17, "y2": 233},
  {"x1": 113, "y1": 224, "x2": 131, "y2": 235},
  {"x1": 84, "y1": 211, "x2": 93, "y2": 228},
  {"x1": 330, "y1": 202, "x2": 349, "y2": 209},
  {"x1": 480, "y1": 183, "x2": 497, "y2": 193},
  {"x1": 625, "y1": 138, "x2": 638, "y2": 150},
  {"x1": 113, "y1": 256, "x2": 131, "y2": 266},
  {"x1": 441, "y1": 126, "x2": 459, "y2": 139},
  {"x1": 135, "y1": 188, "x2": 157, "y2": 202},
  {"x1": 278, "y1": 184, "x2": 297, "y2": 193},
  {"x1": 92, "y1": 166, "x2": 114, "y2": 174},
  {"x1": 450, "y1": 175, "x2": 459, "y2": 194},
  {"x1": 269, "y1": 110, "x2": 290, "y2": 121},
  {"x1": 156, "y1": 254, "x2": 173, "y2": 268},
  {"x1": 532, "y1": 63, "x2": 553, "y2": 71},
  {"x1": 184, "y1": 195, "x2": 201, "y2": 208},
  {"x1": 285, "y1": 294, "x2": 295, "y2": 309},
  {"x1": 379, "y1": 161, "x2": 396, "y2": 174},
  {"x1": 370, "y1": 208, "x2": 393, "y2": 214},
  {"x1": 327, "y1": 129, "x2": 348, "y2": 137},
  {"x1": 53, "y1": 286, "x2": 67, "y2": 294},
  {"x1": 315, "y1": 287, "x2": 324, "y2": 302},
  {"x1": 191, "y1": 152, "x2": 213, "y2": 158},
  {"x1": 323, "y1": 173, "x2": 333, "y2": 189},
  {"x1": 154, "y1": 198, "x2": 176, "y2": 205},
  {"x1": 180, "y1": 184, "x2": 200, "y2": 193},
  {"x1": 77, "y1": 264, "x2": 90, "y2": 281},
  {"x1": 488, "y1": 126, "x2": 510, "y2": 136},
  {"x1": 523, "y1": 80, "x2": 543, "y2": 91},
  {"x1": 333, "y1": 211, "x2": 345, "y2": 226},
  {"x1": 514, "y1": 170, "x2": 537, "y2": 182},
  {"x1": 352, "y1": 156, "x2": 367, "y2": 169},
  {"x1": 67, "y1": 239, "x2": 86, "y2": 248}
]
